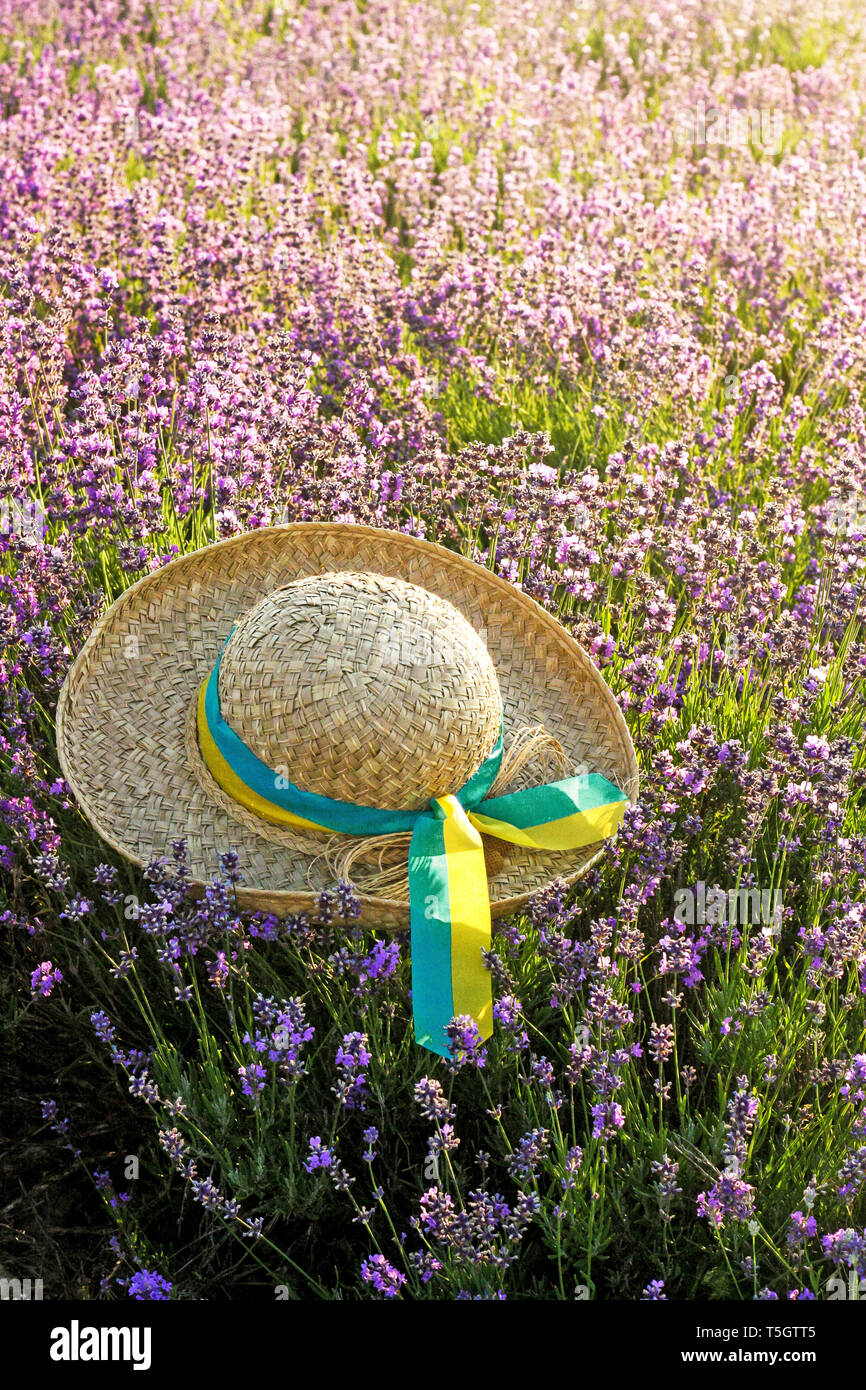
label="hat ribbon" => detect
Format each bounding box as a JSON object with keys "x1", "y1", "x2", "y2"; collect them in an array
[{"x1": 196, "y1": 643, "x2": 628, "y2": 1057}]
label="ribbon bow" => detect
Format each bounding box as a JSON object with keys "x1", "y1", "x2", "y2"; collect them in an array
[{"x1": 197, "y1": 642, "x2": 627, "y2": 1057}]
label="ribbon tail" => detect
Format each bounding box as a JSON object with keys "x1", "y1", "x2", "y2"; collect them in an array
[
  {"x1": 468, "y1": 772, "x2": 628, "y2": 850},
  {"x1": 408, "y1": 797, "x2": 493, "y2": 1059}
]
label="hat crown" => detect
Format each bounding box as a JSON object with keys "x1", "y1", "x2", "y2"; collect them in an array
[{"x1": 217, "y1": 571, "x2": 501, "y2": 810}]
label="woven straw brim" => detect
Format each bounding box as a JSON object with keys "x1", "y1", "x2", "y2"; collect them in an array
[{"x1": 56, "y1": 524, "x2": 639, "y2": 928}]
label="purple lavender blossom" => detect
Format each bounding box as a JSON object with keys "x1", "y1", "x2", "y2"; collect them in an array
[
  {"x1": 126, "y1": 1270, "x2": 172, "y2": 1301},
  {"x1": 305, "y1": 1137, "x2": 334, "y2": 1173},
  {"x1": 360, "y1": 1254, "x2": 405, "y2": 1298},
  {"x1": 445, "y1": 1015, "x2": 488, "y2": 1071},
  {"x1": 641, "y1": 1279, "x2": 667, "y2": 1300},
  {"x1": 30, "y1": 960, "x2": 62, "y2": 998},
  {"x1": 333, "y1": 1032, "x2": 372, "y2": 1110}
]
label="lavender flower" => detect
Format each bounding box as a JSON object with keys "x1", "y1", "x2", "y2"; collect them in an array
[
  {"x1": 641, "y1": 1279, "x2": 667, "y2": 1300},
  {"x1": 126, "y1": 1270, "x2": 172, "y2": 1301},
  {"x1": 445, "y1": 1015, "x2": 488, "y2": 1071},
  {"x1": 30, "y1": 960, "x2": 62, "y2": 997},
  {"x1": 333, "y1": 1032, "x2": 372, "y2": 1110},
  {"x1": 360, "y1": 1254, "x2": 405, "y2": 1298}
]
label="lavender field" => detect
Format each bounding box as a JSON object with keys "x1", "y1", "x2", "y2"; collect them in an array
[{"x1": 1, "y1": 0, "x2": 866, "y2": 1302}]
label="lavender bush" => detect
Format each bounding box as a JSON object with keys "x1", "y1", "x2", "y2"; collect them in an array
[{"x1": 1, "y1": 0, "x2": 866, "y2": 1300}]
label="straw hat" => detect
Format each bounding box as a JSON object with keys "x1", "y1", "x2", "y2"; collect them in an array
[{"x1": 56, "y1": 523, "x2": 639, "y2": 929}]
